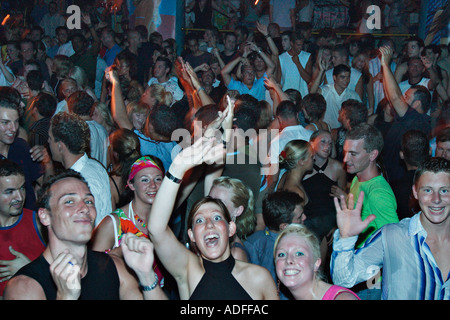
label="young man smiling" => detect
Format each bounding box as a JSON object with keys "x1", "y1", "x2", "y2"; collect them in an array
[{"x1": 331, "y1": 157, "x2": 450, "y2": 300}]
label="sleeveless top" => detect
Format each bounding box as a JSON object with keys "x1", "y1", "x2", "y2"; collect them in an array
[
  {"x1": 0, "y1": 209, "x2": 46, "y2": 296},
  {"x1": 14, "y1": 250, "x2": 120, "y2": 300},
  {"x1": 190, "y1": 255, "x2": 253, "y2": 300},
  {"x1": 322, "y1": 285, "x2": 361, "y2": 300},
  {"x1": 303, "y1": 159, "x2": 337, "y2": 219},
  {"x1": 107, "y1": 203, "x2": 164, "y2": 287}
]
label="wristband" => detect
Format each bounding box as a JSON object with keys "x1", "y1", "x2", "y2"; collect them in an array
[
  {"x1": 166, "y1": 171, "x2": 182, "y2": 184},
  {"x1": 139, "y1": 272, "x2": 159, "y2": 292}
]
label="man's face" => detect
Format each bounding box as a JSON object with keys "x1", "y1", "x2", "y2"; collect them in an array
[
  {"x1": 224, "y1": 35, "x2": 237, "y2": 52},
  {"x1": 343, "y1": 138, "x2": 372, "y2": 175},
  {"x1": 407, "y1": 58, "x2": 425, "y2": 78},
  {"x1": 47, "y1": 125, "x2": 62, "y2": 163},
  {"x1": 0, "y1": 174, "x2": 26, "y2": 219},
  {"x1": 152, "y1": 60, "x2": 168, "y2": 79},
  {"x1": 281, "y1": 35, "x2": 291, "y2": 51},
  {"x1": 40, "y1": 177, "x2": 96, "y2": 244},
  {"x1": 56, "y1": 29, "x2": 68, "y2": 45},
  {"x1": 71, "y1": 36, "x2": 85, "y2": 53},
  {"x1": 253, "y1": 56, "x2": 266, "y2": 72},
  {"x1": 293, "y1": 39, "x2": 304, "y2": 53},
  {"x1": 101, "y1": 31, "x2": 114, "y2": 47},
  {"x1": 331, "y1": 51, "x2": 347, "y2": 67},
  {"x1": 127, "y1": 31, "x2": 142, "y2": 48},
  {"x1": 20, "y1": 42, "x2": 35, "y2": 61},
  {"x1": 407, "y1": 41, "x2": 422, "y2": 58},
  {"x1": 201, "y1": 69, "x2": 214, "y2": 86},
  {"x1": 333, "y1": 71, "x2": 350, "y2": 90},
  {"x1": 413, "y1": 171, "x2": 450, "y2": 226},
  {"x1": 0, "y1": 107, "x2": 19, "y2": 147},
  {"x1": 61, "y1": 81, "x2": 77, "y2": 99},
  {"x1": 187, "y1": 39, "x2": 198, "y2": 54},
  {"x1": 436, "y1": 141, "x2": 450, "y2": 160},
  {"x1": 242, "y1": 66, "x2": 256, "y2": 85}
]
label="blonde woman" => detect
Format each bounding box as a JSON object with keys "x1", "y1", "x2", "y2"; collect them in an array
[
  {"x1": 68, "y1": 65, "x2": 97, "y2": 101},
  {"x1": 209, "y1": 176, "x2": 256, "y2": 262},
  {"x1": 274, "y1": 224, "x2": 360, "y2": 300},
  {"x1": 276, "y1": 140, "x2": 314, "y2": 207}
]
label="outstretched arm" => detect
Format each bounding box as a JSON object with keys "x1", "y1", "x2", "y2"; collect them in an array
[
  {"x1": 147, "y1": 137, "x2": 226, "y2": 280},
  {"x1": 106, "y1": 68, "x2": 134, "y2": 130},
  {"x1": 380, "y1": 46, "x2": 409, "y2": 117}
]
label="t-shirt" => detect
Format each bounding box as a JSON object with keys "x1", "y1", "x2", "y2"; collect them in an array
[
  {"x1": 227, "y1": 74, "x2": 267, "y2": 101},
  {"x1": 349, "y1": 175, "x2": 399, "y2": 248}
]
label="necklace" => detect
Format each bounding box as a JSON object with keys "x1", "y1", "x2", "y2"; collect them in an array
[{"x1": 129, "y1": 201, "x2": 146, "y2": 229}]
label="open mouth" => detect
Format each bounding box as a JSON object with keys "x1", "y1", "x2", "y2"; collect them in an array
[
  {"x1": 204, "y1": 233, "x2": 219, "y2": 247},
  {"x1": 283, "y1": 269, "x2": 300, "y2": 276}
]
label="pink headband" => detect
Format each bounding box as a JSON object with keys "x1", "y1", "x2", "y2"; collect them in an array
[{"x1": 128, "y1": 156, "x2": 163, "y2": 182}]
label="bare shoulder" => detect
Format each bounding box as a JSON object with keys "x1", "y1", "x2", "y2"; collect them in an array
[
  {"x1": 3, "y1": 275, "x2": 47, "y2": 300},
  {"x1": 234, "y1": 260, "x2": 279, "y2": 300}
]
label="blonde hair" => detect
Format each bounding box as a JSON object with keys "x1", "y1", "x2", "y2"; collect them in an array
[
  {"x1": 126, "y1": 101, "x2": 150, "y2": 121},
  {"x1": 279, "y1": 140, "x2": 312, "y2": 170},
  {"x1": 68, "y1": 65, "x2": 88, "y2": 89},
  {"x1": 148, "y1": 83, "x2": 173, "y2": 106},
  {"x1": 274, "y1": 223, "x2": 325, "y2": 280},
  {"x1": 93, "y1": 101, "x2": 114, "y2": 132},
  {"x1": 212, "y1": 176, "x2": 256, "y2": 239}
]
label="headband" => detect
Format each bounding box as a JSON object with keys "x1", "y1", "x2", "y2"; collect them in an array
[{"x1": 128, "y1": 156, "x2": 163, "y2": 182}]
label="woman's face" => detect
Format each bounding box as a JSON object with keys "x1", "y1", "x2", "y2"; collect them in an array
[
  {"x1": 352, "y1": 54, "x2": 367, "y2": 72},
  {"x1": 275, "y1": 234, "x2": 320, "y2": 291},
  {"x1": 188, "y1": 201, "x2": 235, "y2": 261},
  {"x1": 311, "y1": 132, "x2": 333, "y2": 159},
  {"x1": 128, "y1": 167, "x2": 163, "y2": 205},
  {"x1": 131, "y1": 111, "x2": 147, "y2": 130}
]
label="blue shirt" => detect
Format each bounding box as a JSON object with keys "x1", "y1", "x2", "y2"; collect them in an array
[
  {"x1": 103, "y1": 44, "x2": 122, "y2": 66},
  {"x1": 227, "y1": 74, "x2": 267, "y2": 101},
  {"x1": 331, "y1": 213, "x2": 450, "y2": 300}
]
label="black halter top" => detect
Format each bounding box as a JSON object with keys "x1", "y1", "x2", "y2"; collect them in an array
[{"x1": 189, "y1": 254, "x2": 253, "y2": 300}]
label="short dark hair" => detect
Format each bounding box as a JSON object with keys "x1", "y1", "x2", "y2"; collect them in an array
[
  {"x1": 36, "y1": 169, "x2": 88, "y2": 211},
  {"x1": 413, "y1": 157, "x2": 449, "y2": 186},
  {"x1": 155, "y1": 56, "x2": 172, "y2": 73},
  {"x1": 263, "y1": 191, "x2": 303, "y2": 231},
  {"x1": 148, "y1": 104, "x2": 178, "y2": 138},
  {"x1": 410, "y1": 85, "x2": 431, "y2": 113},
  {"x1": 346, "y1": 122, "x2": 384, "y2": 155},
  {"x1": 233, "y1": 105, "x2": 258, "y2": 131},
  {"x1": 26, "y1": 70, "x2": 44, "y2": 91},
  {"x1": 67, "y1": 91, "x2": 95, "y2": 116},
  {"x1": 333, "y1": 64, "x2": 351, "y2": 76},
  {"x1": 0, "y1": 87, "x2": 21, "y2": 112},
  {"x1": 301, "y1": 93, "x2": 326, "y2": 122},
  {"x1": 51, "y1": 112, "x2": 90, "y2": 155},
  {"x1": 276, "y1": 100, "x2": 299, "y2": 121},
  {"x1": 0, "y1": 159, "x2": 24, "y2": 178},
  {"x1": 341, "y1": 99, "x2": 368, "y2": 128},
  {"x1": 32, "y1": 92, "x2": 57, "y2": 118},
  {"x1": 401, "y1": 130, "x2": 430, "y2": 167}
]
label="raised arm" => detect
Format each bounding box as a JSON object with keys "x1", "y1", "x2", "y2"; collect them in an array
[
  {"x1": 147, "y1": 137, "x2": 226, "y2": 280},
  {"x1": 106, "y1": 68, "x2": 134, "y2": 130},
  {"x1": 380, "y1": 46, "x2": 409, "y2": 117},
  {"x1": 221, "y1": 55, "x2": 244, "y2": 87}
]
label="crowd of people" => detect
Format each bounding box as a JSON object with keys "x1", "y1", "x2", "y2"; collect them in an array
[{"x1": 0, "y1": 0, "x2": 449, "y2": 301}]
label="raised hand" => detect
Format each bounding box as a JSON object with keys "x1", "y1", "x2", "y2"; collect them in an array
[
  {"x1": 334, "y1": 192, "x2": 376, "y2": 238},
  {"x1": 121, "y1": 233, "x2": 154, "y2": 278},
  {"x1": 379, "y1": 46, "x2": 393, "y2": 66}
]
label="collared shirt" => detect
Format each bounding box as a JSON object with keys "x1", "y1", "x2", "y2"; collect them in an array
[
  {"x1": 331, "y1": 213, "x2": 450, "y2": 300},
  {"x1": 71, "y1": 153, "x2": 112, "y2": 226}
]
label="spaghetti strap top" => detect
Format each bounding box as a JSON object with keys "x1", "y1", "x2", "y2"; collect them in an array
[
  {"x1": 322, "y1": 285, "x2": 361, "y2": 300},
  {"x1": 190, "y1": 255, "x2": 253, "y2": 300}
]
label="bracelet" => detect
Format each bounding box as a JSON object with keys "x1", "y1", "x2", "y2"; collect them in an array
[
  {"x1": 166, "y1": 171, "x2": 182, "y2": 184},
  {"x1": 265, "y1": 34, "x2": 270, "y2": 38},
  {"x1": 139, "y1": 272, "x2": 159, "y2": 292}
]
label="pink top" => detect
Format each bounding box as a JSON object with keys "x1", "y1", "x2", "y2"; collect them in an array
[{"x1": 322, "y1": 285, "x2": 361, "y2": 300}]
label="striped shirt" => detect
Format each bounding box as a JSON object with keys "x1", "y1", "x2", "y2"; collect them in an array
[{"x1": 331, "y1": 213, "x2": 450, "y2": 300}]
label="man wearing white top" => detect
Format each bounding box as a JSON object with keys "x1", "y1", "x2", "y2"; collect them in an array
[
  {"x1": 311, "y1": 63, "x2": 362, "y2": 129},
  {"x1": 278, "y1": 31, "x2": 312, "y2": 99},
  {"x1": 398, "y1": 57, "x2": 435, "y2": 95},
  {"x1": 47, "y1": 112, "x2": 112, "y2": 226},
  {"x1": 268, "y1": 100, "x2": 313, "y2": 172},
  {"x1": 324, "y1": 44, "x2": 363, "y2": 101},
  {"x1": 67, "y1": 91, "x2": 109, "y2": 168},
  {"x1": 147, "y1": 56, "x2": 184, "y2": 103}
]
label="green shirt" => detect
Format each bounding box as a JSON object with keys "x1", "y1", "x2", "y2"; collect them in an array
[{"x1": 350, "y1": 175, "x2": 399, "y2": 248}]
